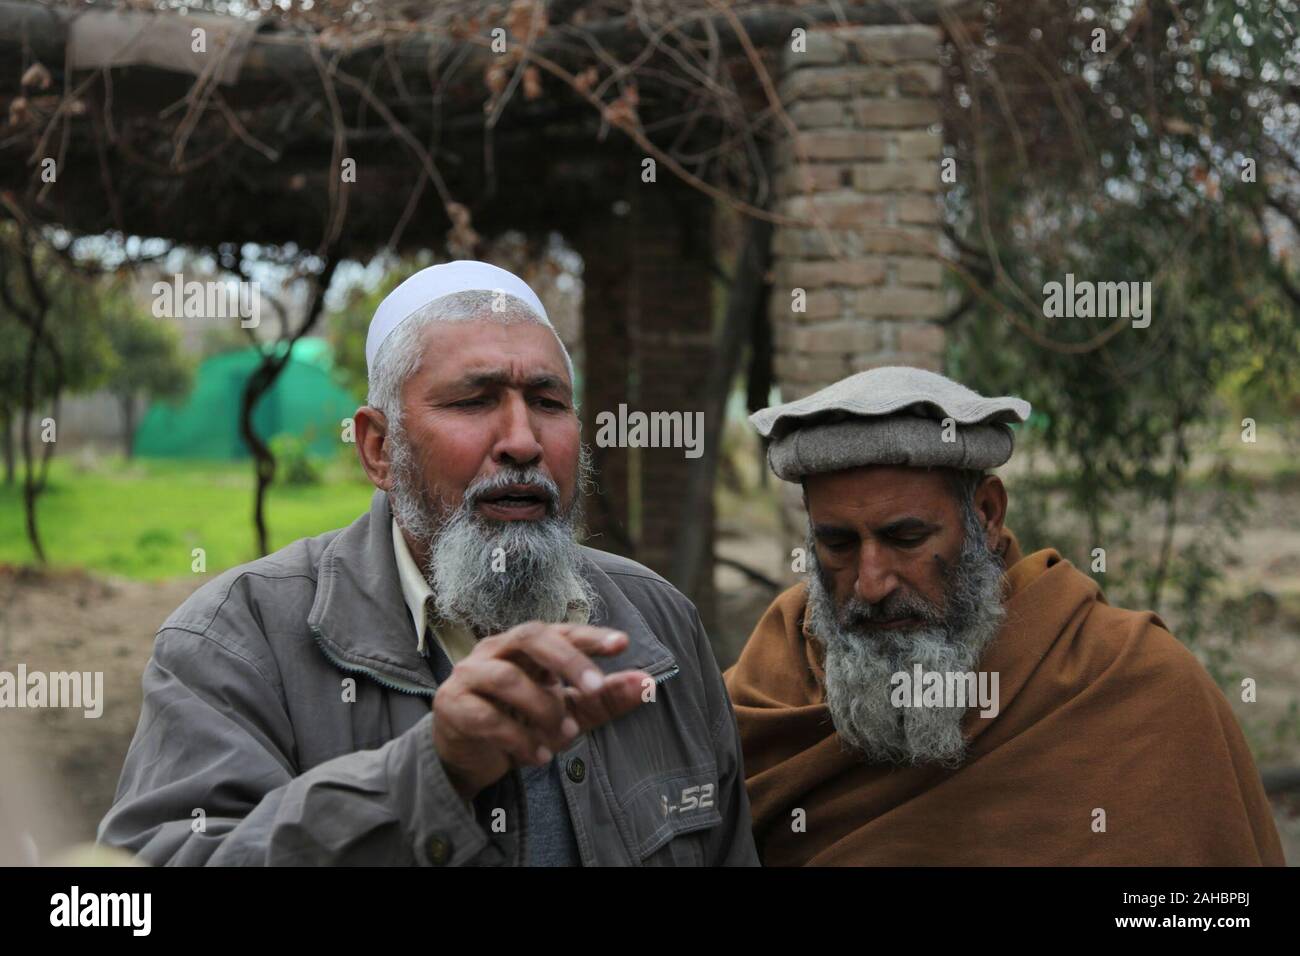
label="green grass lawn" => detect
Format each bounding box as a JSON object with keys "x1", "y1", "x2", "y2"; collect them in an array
[{"x1": 0, "y1": 457, "x2": 376, "y2": 580}]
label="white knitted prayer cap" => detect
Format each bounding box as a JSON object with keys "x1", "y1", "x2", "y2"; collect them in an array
[{"x1": 365, "y1": 260, "x2": 553, "y2": 377}]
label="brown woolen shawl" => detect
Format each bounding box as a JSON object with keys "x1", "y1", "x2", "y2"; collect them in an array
[{"x1": 724, "y1": 533, "x2": 1284, "y2": 865}]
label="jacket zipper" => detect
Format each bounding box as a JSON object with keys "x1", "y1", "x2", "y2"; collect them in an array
[
  {"x1": 652, "y1": 664, "x2": 680, "y2": 685},
  {"x1": 310, "y1": 625, "x2": 435, "y2": 698}
]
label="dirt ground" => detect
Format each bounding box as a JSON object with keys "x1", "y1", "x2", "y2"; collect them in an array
[
  {"x1": 1, "y1": 490, "x2": 1297, "y2": 863},
  {"x1": 0, "y1": 567, "x2": 204, "y2": 853}
]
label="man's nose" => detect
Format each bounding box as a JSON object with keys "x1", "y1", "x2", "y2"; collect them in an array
[
  {"x1": 854, "y1": 540, "x2": 899, "y2": 606},
  {"x1": 492, "y1": 391, "x2": 544, "y2": 466}
]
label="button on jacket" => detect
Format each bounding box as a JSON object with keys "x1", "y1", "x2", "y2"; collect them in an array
[{"x1": 99, "y1": 490, "x2": 760, "y2": 866}]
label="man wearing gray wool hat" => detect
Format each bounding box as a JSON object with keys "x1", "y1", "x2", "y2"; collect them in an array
[{"x1": 724, "y1": 365, "x2": 1283, "y2": 867}]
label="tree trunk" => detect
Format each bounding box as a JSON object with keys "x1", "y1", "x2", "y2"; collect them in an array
[
  {"x1": 1, "y1": 229, "x2": 58, "y2": 564},
  {"x1": 20, "y1": 343, "x2": 46, "y2": 564},
  {"x1": 36, "y1": 395, "x2": 58, "y2": 492},
  {"x1": 239, "y1": 257, "x2": 337, "y2": 556},
  {"x1": 119, "y1": 392, "x2": 136, "y2": 460},
  {"x1": 240, "y1": 361, "x2": 282, "y2": 559},
  {"x1": 2, "y1": 408, "x2": 13, "y2": 485}
]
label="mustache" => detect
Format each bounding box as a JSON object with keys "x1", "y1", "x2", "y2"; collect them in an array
[
  {"x1": 462, "y1": 466, "x2": 562, "y2": 517},
  {"x1": 833, "y1": 584, "x2": 945, "y2": 630}
]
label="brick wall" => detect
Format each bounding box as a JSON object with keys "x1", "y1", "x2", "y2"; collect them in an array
[{"x1": 770, "y1": 23, "x2": 947, "y2": 403}]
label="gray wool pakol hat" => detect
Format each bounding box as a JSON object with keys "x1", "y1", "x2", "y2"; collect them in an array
[{"x1": 749, "y1": 366, "x2": 1031, "y2": 483}]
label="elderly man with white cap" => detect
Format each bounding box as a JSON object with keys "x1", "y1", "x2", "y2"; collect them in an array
[
  {"x1": 100, "y1": 261, "x2": 758, "y2": 867},
  {"x1": 725, "y1": 366, "x2": 1283, "y2": 867}
]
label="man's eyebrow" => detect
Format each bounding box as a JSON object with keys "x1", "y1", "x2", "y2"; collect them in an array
[
  {"x1": 812, "y1": 523, "x2": 857, "y2": 539},
  {"x1": 812, "y1": 518, "x2": 938, "y2": 540},
  {"x1": 450, "y1": 370, "x2": 570, "y2": 392},
  {"x1": 876, "y1": 517, "x2": 938, "y2": 536}
]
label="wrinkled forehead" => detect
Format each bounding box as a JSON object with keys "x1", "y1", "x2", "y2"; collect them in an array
[{"x1": 411, "y1": 318, "x2": 574, "y2": 393}]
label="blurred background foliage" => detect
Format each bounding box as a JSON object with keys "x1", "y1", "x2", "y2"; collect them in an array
[{"x1": 937, "y1": 0, "x2": 1299, "y2": 671}]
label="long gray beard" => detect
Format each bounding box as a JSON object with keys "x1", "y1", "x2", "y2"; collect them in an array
[
  {"x1": 807, "y1": 505, "x2": 1007, "y2": 768},
  {"x1": 387, "y1": 423, "x2": 598, "y2": 637}
]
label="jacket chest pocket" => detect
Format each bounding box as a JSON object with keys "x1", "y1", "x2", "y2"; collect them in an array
[{"x1": 618, "y1": 765, "x2": 722, "y2": 865}]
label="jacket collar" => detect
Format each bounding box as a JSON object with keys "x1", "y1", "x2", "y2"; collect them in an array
[{"x1": 307, "y1": 490, "x2": 676, "y2": 690}]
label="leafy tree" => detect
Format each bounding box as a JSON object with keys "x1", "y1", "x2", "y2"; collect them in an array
[
  {"x1": 326, "y1": 253, "x2": 433, "y2": 404},
  {"x1": 943, "y1": 0, "x2": 1300, "y2": 651},
  {"x1": 101, "y1": 283, "x2": 194, "y2": 459},
  {"x1": 0, "y1": 222, "x2": 114, "y2": 559}
]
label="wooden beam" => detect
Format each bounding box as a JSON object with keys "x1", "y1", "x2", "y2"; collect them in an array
[{"x1": 0, "y1": 1, "x2": 977, "y2": 96}]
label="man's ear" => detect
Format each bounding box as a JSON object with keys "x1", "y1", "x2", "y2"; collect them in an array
[
  {"x1": 354, "y1": 406, "x2": 394, "y2": 490},
  {"x1": 973, "y1": 475, "x2": 1008, "y2": 549}
]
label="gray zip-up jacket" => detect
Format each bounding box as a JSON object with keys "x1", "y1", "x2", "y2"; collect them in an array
[{"x1": 98, "y1": 490, "x2": 759, "y2": 866}]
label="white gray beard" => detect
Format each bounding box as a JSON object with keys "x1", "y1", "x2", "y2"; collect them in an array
[
  {"x1": 807, "y1": 507, "x2": 1007, "y2": 768},
  {"x1": 426, "y1": 502, "x2": 595, "y2": 636},
  {"x1": 387, "y1": 423, "x2": 597, "y2": 637}
]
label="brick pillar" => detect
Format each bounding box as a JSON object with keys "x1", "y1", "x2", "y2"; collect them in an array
[
  {"x1": 770, "y1": 24, "x2": 947, "y2": 403},
  {"x1": 576, "y1": 186, "x2": 716, "y2": 626}
]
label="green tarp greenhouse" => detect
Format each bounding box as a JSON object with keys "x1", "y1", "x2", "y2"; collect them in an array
[{"x1": 134, "y1": 339, "x2": 357, "y2": 459}]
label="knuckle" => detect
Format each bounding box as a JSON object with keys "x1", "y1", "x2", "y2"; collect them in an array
[
  {"x1": 490, "y1": 661, "x2": 521, "y2": 689},
  {"x1": 464, "y1": 698, "x2": 500, "y2": 735},
  {"x1": 512, "y1": 621, "x2": 544, "y2": 641},
  {"x1": 476, "y1": 634, "x2": 505, "y2": 654}
]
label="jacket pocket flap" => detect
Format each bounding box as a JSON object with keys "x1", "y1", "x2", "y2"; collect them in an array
[{"x1": 619, "y1": 764, "x2": 722, "y2": 860}]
